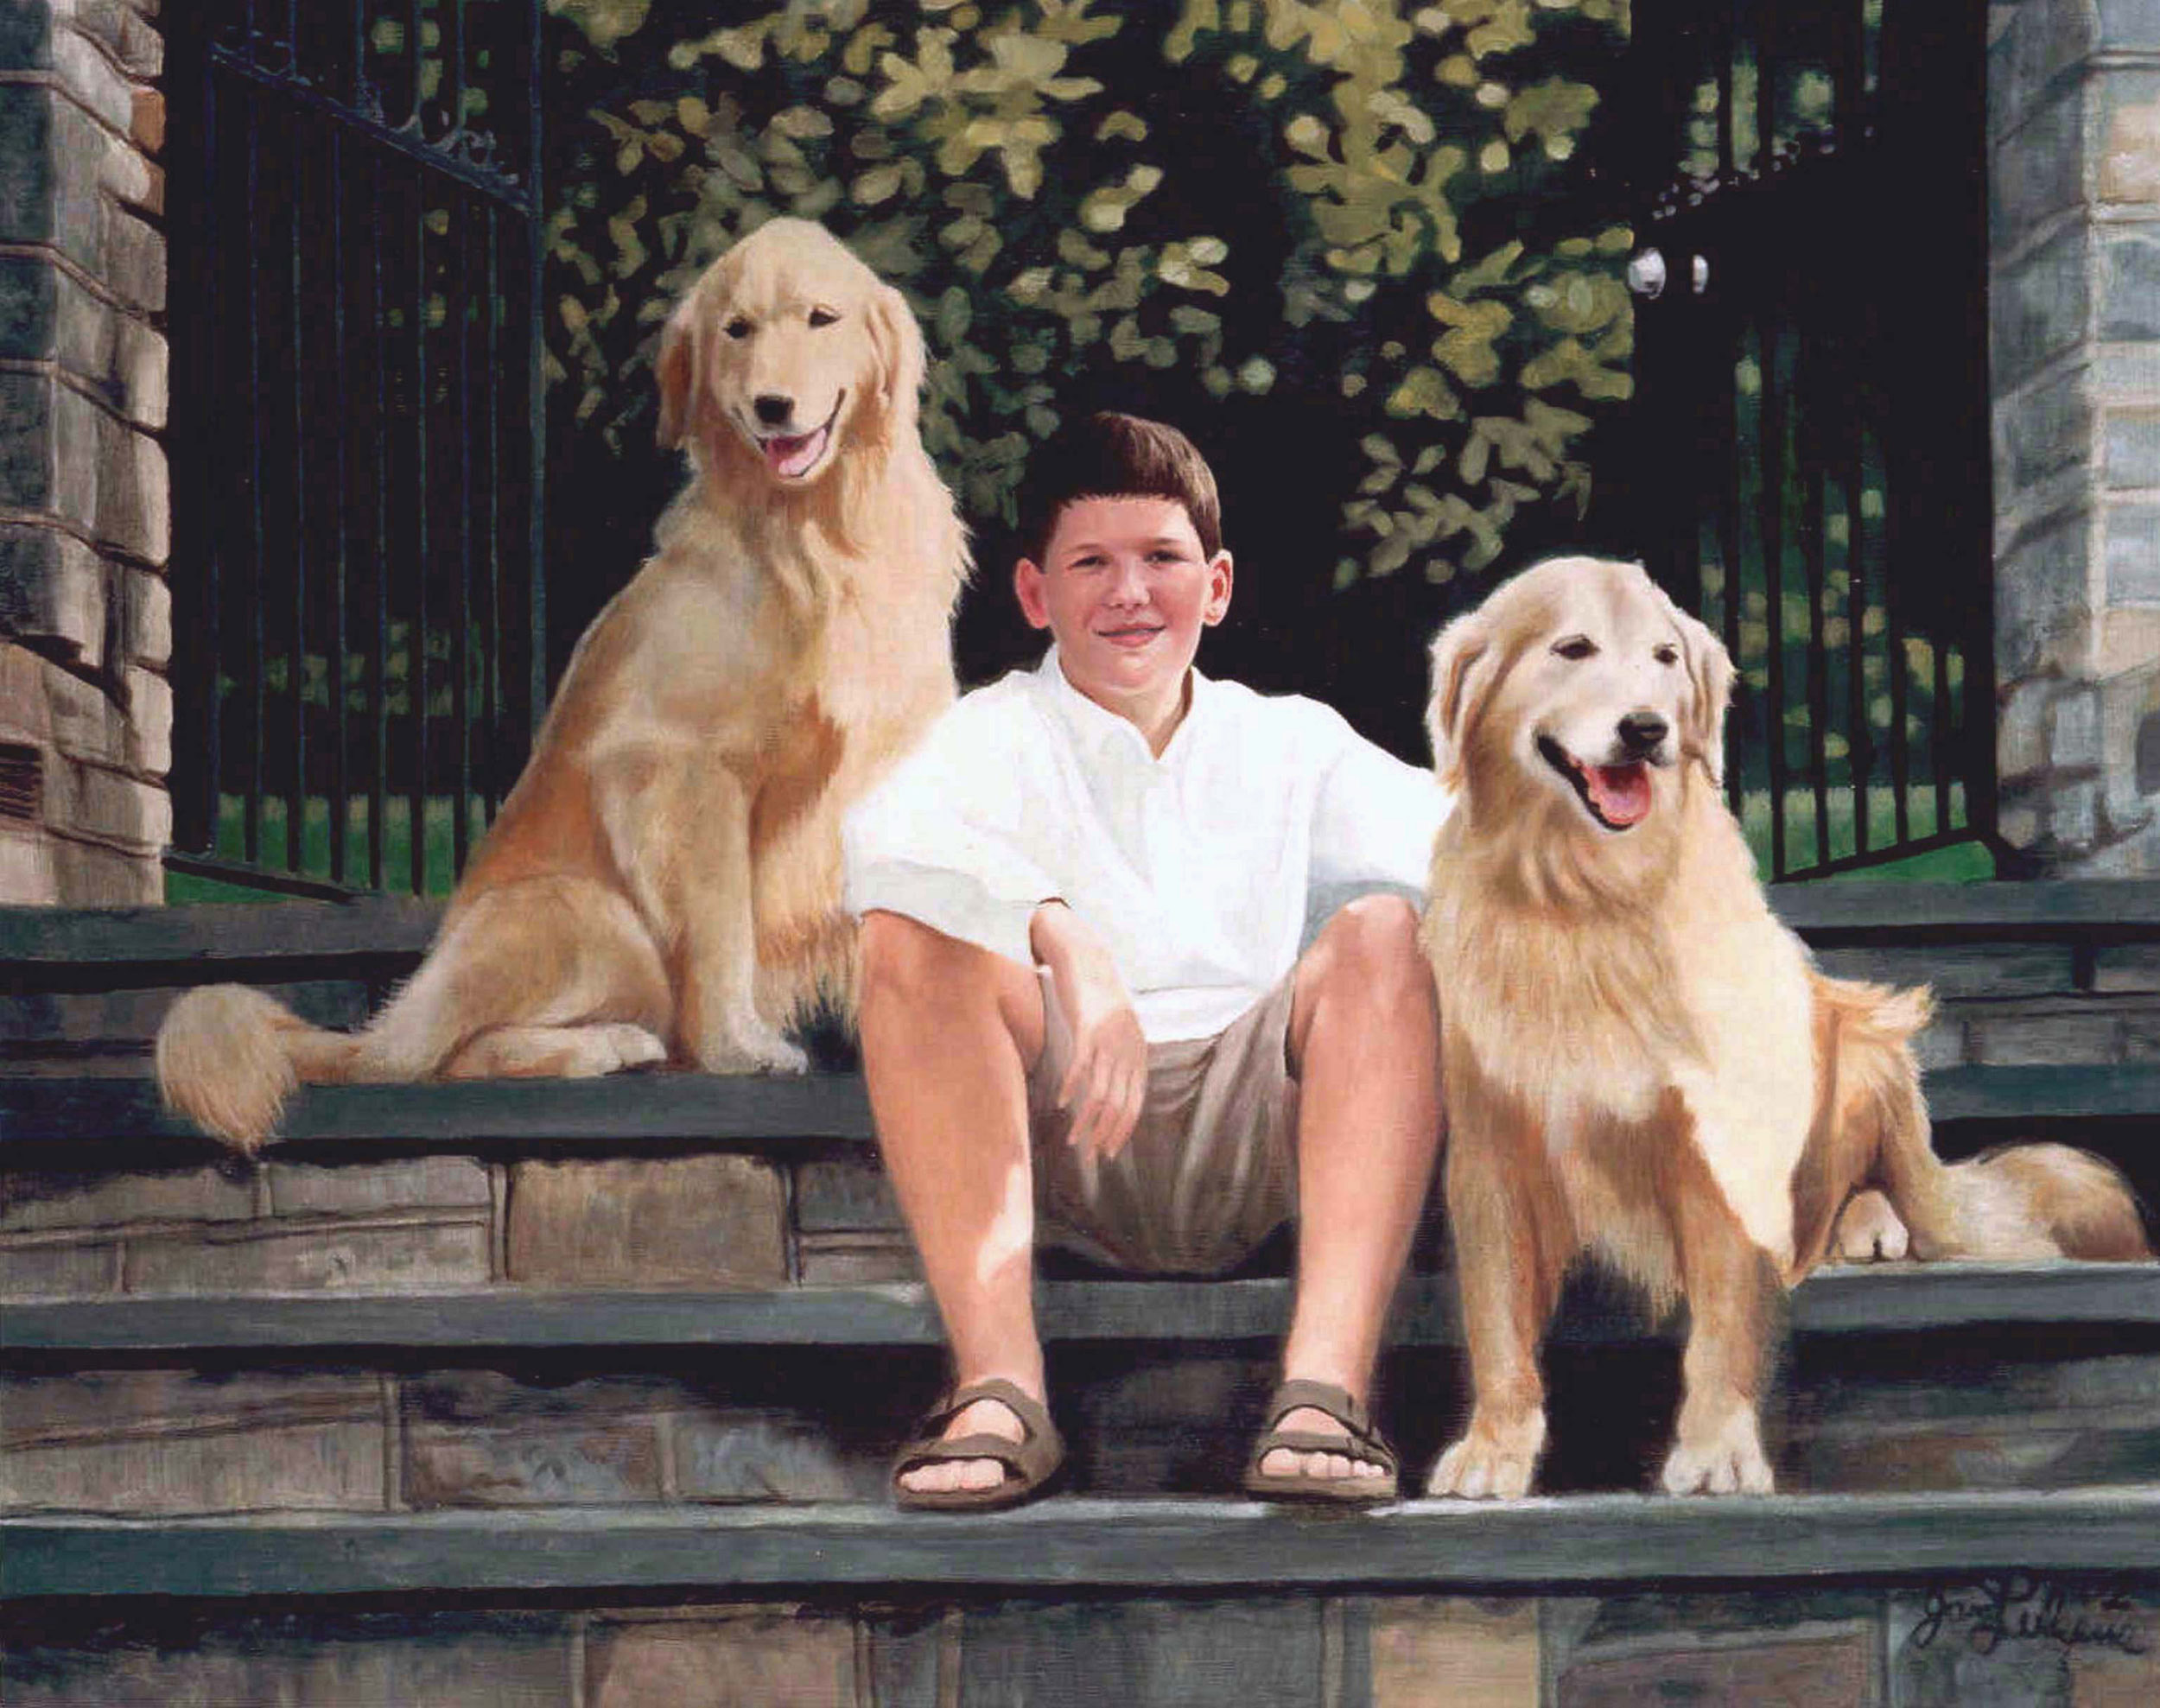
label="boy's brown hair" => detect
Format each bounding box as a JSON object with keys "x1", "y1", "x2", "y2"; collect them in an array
[{"x1": 1018, "y1": 411, "x2": 1223, "y2": 565}]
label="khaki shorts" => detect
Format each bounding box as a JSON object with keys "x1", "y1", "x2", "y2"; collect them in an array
[{"x1": 1027, "y1": 971, "x2": 1299, "y2": 1276}]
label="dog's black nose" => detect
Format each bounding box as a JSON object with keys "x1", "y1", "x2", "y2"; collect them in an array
[
  {"x1": 1617, "y1": 712, "x2": 1668, "y2": 756},
  {"x1": 753, "y1": 394, "x2": 793, "y2": 428}
]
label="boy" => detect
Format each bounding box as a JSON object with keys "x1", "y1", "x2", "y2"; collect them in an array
[{"x1": 842, "y1": 413, "x2": 1450, "y2": 1508}]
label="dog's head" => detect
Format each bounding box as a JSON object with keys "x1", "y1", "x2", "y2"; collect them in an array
[
  {"x1": 655, "y1": 218, "x2": 925, "y2": 486},
  {"x1": 1426, "y1": 556, "x2": 1734, "y2": 837}
]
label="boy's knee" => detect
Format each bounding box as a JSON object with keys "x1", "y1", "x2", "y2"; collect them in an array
[
  {"x1": 1319, "y1": 894, "x2": 1425, "y2": 986},
  {"x1": 858, "y1": 911, "x2": 955, "y2": 1003}
]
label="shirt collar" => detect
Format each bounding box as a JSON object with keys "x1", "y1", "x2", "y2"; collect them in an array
[{"x1": 1035, "y1": 644, "x2": 1212, "y2": 765}]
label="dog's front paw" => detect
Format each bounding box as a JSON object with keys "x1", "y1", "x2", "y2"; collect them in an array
[
  {"x1": 1832, "y1": 1189, "x2": 1910, "y2": 1262},
  {"x1": 1660, "y1": 1411, "x2": 1774, "y2": 1496},
  {"x1": 1425, "y1": 1410, "x2": 1547, "y2": 1501},
  {"x1": 692, "y1": 1027, "x2": 810, "y2": 1076}
]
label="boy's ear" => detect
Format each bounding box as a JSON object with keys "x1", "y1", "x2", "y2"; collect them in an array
[
  {"x1": 1201, "y1": 550, "x2": 1233, "y2": 626},
  {"x1": 1013, "y1": 558, "x2": 1053, "y2": 632}
]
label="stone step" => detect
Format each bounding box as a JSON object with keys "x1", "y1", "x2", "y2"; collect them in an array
[
  {"x1": 3, "y1": 1264, "x2": 2158, "y2": 1354},
  {"x1": 10, "y1": 1486, "x2": 2160, "y2": 1602}
]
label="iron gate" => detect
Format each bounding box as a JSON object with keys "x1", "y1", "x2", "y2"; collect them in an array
[
  {"x1": 165, "y1": 0, "x2": 549, "y2": 898},
  {"x1": 1620, "y1": 0, "x2": 1995, "y2": 879}
]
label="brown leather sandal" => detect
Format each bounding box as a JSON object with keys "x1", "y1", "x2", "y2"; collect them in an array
[
  {"x1": 892, "y1": 1378, "x2": 1067, "y2": 1513},
  {"x1": 1242, "y1": 1378, "x2": 1400, "y2": 1505}
]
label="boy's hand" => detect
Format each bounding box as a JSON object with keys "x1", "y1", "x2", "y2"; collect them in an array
[{"x1": 1030, "y1": 901, "x2": 1147, "y2": 1162}]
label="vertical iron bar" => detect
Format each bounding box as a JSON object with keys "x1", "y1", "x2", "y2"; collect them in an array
[
  {"x1": 1884, "y1": 418, "x2": 1912, "y2": 845},
  {"x1": 1719, "y1": 296, "x2": 1746, "y2": 825},
  {"x1": 1756, "y1": 0, "x2": 1777, "y2": 172},
  {"x1": 1846, "y1": 369, "x2": 1871, "y2": 859},
  {"x1": 486, "y1": 206, "x2": 505, "y2": 818},
  {"x1": 352, "y1": 0, "x2": 367, "y2": 104},
  {"x1": 448, "y1": 0, "x2": 469, "y2": 144},
  {"x1": 245, "y1": 95, "x2": 266, "y2": 865},
  {"x1": 1799, "y1": 323, "x2": 1833, "y2": 868},
  {"x1": 1830, "y1": 0, "x2": 1865, "y2": 148},
  {"x1": 411, "y1": 162, "x2": 431, "y2": 896},
  {"x1": 288, "y1": 109, "x2": 310, "y2": 873},
  {"x1": 410, "y1": 0, "x2": 425, "y2": 131},
  {"x1": 454, "y1": 194, "x2": 475, "y2": 874},
  {"x1": 528, "y1": 0, "x2": 550, "y2": 750},
  {"x1": 330, "y1": 127, "x2": 352, "y2": 886},
  {"x1": 1714, "y1": 0, "x2": 1736, "y2": 181},
  {"x1": 371, "y1": 155, "x2": 391, "y2": 890},
  {"x1": 1757, "y1": 312, "x2": 1789, "y2": 879}
]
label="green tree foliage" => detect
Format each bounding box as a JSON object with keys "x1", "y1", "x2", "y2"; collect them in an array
[{"x1": 549, "y1": 0, "x2": 1630, "y2": 589}]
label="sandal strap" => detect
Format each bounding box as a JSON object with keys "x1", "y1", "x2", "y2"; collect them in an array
[
  {"x1": 1263, "y1": 1379, "x2": 1371, "y2": 1437},
  {"x1": 929, "y1": 1377, "x2": 1057, "y2": 1446},
  {"x1": 1253, "y1": 1379, "x2": 1396, "y2": 1474}
]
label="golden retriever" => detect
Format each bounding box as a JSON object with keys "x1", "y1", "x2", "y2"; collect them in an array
[
  {"x1": 1419, "y1": 556, "x2": 2147, "y2": 1498},
  {"x1": 158, "y1": 219, "x2": 969, "y2": 1149}
]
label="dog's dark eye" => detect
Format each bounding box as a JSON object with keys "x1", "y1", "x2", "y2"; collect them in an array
[
  {"x1": 724, "y1": 317, "x2": 753, "y2": 340},
  {"x1": 1553, "y1": 636, "x2": 1598, "y2": 661},
  {"x1": 808, "y1": 307, "x2": 840, "y2": 328},
  {"x1": 1653, "y1": 643, "x2": 1680, "y2": 666}
]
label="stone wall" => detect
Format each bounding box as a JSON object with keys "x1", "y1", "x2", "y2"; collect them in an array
[
  {"x1": 1992, "y1": 0, "x2": 2160, "y2": 871},
  {"x1": 6, "y1": 1580, "x2": 2160, "y2": 1705},
  {"x1": 0, "y1": 0, "x2": 168, "y2": 904}
]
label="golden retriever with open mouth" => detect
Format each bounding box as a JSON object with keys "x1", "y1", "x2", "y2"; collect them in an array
[
  {"x1": 1420, "y1": 556, "x2": 2147, "y2": 1498},
  {"x1": 158, "y1": 219, "x2": 969, "y2": 1149}
]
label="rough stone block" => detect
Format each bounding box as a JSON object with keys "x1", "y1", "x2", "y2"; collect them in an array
[
  {"x1": 0, "y1": 256, "x2": 165, "y2": 428},
  {"x1": 43, "y1": 756, "x2": 170, "y2": 848},
  {"x1": 587, "y1": 1610, "x2": 858, "y2": 1708},
  {"x1": 0, "y1": 1166, "x2": 253, "y2": 1232},
  {"x1": 48, "y1": 25, "x2": 132, "y2": 134},
  {"x1": 43, "y1": 658, "x2": 168, "y2": 777},
  {"x1": 0, "y1": 522, "x2": 104, "y2": 664},
  {"x1": 3, "y1": 1617, "x2": 575, "y2": 1708},
  {"x1": 0, "y1": 1236, "x2": 115, "y2": 1295},
  {"x1": 0, "y1": 85, "x2": 163, "y2": 313},
  {"x1": 1995, "y1": 503, "x2": 2093, "y2": 676},
  {"x1": 267, "y1": 1157, "x2": 492, "y2": 1217},
  {"x1": 1992, "y1": 79, "x2": 2086, "y2": 247},
  {"x1": 1992, "y1": 0, "x2": 2097, "y2": 139},
  {"x1": 2108, "y1": 502, "x2": 2160, "y2": 607},
  {"x1": 67, "y1": 1, "x2": 163, "y2": 79},
  {"x1": 1993, "y1": 226, "x2": 2093, "y2": 393},
  {"x1": 2103, "y1": 92, "x2": 2160, "y2": 204},
  {"x1": 1, "y1": 1368, "x2": 387, "y2": 1514},
  {"x1": 2108, "y1": 406, "x2": 2160, "y2": 489},
  {"x1": 1369, "y1": 1597, "x2": 1541, "y2": 1706},
  {"x1": 792, "y1": 1156, "x2": 903, "y2": 1231},
  {"x1": 2052, "y1": 683, "x2": 2105, "y2": 768},
  {"x1": 46, "y1": 831, "x2": 156, "y2": 903},
  {"x1": 123, "y1": 1215, "x2": 491, "y2": 1292},
  {"x1": 1559, "y1": 1625, "x2": 1875, "y2": 1706},
  {"x1": 1966, "y1": 1006, "x2": 2124, "y2": 1065},
  {"x1": 671, "y1": 1409, "x2": 880, "y2": 1503},
  {"x1": 403, "y1": 1415, "x2": 665, "y2": 1508},
  {"x1": 2105, "y1": 231, "x2": 2160, "y2": 344},
  {"x1": 1891, "y1": 1580, "x2": 2159, "y2": 1704},
  {"x1": 1812, "y1": 944, "x2": 2074, "y2": 1001},
  {"x1": 2096, "y1": 943, "x2": 2160, "y2": 991},
  {"x1": 958, "y1": 1597, "x2": 1329, "y2": 1707},
  {"x1": 506, "y1": 1156, "x2": 788, "y2": 1289},
  {"x1": 2102, "y1": 0, "x2": 2160, "y2": 53},
  {"x1": 795, "y1": 1232, "x2": 920, "y2": 1285},
  {"x1": 118, "y1": 561, "x2": 166, "y2": 664},
  {"x1": 2051, "y1": 774, "x2": 2101, "y2": 846},
  {"x1": 1996, "y1": 363, "x2": 2093, "y2": 505},
  {"x1": 0, "y1": 371, "x2": 169, "y2": 563}
]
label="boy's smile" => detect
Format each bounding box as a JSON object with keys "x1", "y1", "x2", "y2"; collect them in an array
[{"x1": 1013, "y1": 495, "x2": 1233, "y2": 752}]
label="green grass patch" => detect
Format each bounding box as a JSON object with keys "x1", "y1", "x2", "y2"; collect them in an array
[{"x1": 165, "y1": 795, "x2": 491, "y2": 902}]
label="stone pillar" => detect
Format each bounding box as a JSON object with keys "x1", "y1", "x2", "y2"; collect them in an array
[
  {"x1": 0, "y1": 0, "x2": 168, "y2": 905},
  {"x1": 1992, "y1": 0, "x2": 2160, "y2": 873}
]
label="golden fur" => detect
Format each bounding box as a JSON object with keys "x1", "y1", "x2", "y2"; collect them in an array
[
  {"x1": 1419, "y1": 556, "x2": 2147, "y2": 1499},
  {"x1": 158, "y1": 219, "x2": 969, "y2": 1150}
]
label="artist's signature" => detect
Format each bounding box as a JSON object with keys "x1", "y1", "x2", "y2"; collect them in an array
[{"x1": 1910, "y1": 1577, "x2": 2147, "y2": 1657}]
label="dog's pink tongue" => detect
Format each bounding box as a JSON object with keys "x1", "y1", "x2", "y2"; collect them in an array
[
  {"x1": 765, "y1": 426, "x2": 826, "y2": 479},
  {"x1": 1588, "y1": 763, "x2": 1651, "y2": 828}
]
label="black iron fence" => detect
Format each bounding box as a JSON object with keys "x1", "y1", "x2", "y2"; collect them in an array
[
  {"x1": 165, "y1": 1, "x2": 548, "y2": 898},
  {"x1": 1620, "y1": 0, "x2": 1994, "y2": 879}
]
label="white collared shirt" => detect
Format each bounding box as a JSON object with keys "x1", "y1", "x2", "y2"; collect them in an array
[{"x1": 842, "y1": 648, "x2": 1452, "y2": 1041}]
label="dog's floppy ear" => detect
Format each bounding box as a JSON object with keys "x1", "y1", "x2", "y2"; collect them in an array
[
  {"x1": 655, "y1": 285, "x2": 707, "y2": 451},
  {"x1": 1426, "y1": 609, "x2": 1502, "y2": 788},
  {"x1": 1668, "y1": 596, "x2": 1735, "y2": 788},
  {"x1": 864, "y1": 282, "x2": 926, "y2": 430}
]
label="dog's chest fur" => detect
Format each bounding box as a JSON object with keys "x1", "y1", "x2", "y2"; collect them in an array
[{"x1": 1426, "y1": 791, "x2": 1818, "y2": 1266}]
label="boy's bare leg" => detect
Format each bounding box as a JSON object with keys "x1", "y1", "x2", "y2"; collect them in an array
[
  {"x1": 1265, "y1": 894, "x2": 1444, "y2": 1483},
  {"x1": 857, "y1": 910, "x2": 1049, "y2": 1495}
]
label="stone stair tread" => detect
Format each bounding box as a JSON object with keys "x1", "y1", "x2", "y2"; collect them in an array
[
  {"x1": 4, "y1": 1263, "x2": 2157, "y2": 1356},
  {"x1": 5, "y1": 1064, "x2": 2158, "y2": 1157},
  {"x1": 10, "y1": 1485, "x2": 2160, "y2": 1599}
]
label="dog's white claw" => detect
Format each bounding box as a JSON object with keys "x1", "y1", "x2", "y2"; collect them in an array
[
  {"x1": 596, "y1": 1024, "x2": 669, "y2": 1071},
  {"x1": 1660, "y1": 1415, "x2": 1774, "y2": 1497},
  {"x1": 693, "y1": 1026, "x2": 810, "y2": 1076},
  {"x1": 1426, "y1": 1413, "x2": 1545, "y2": 1501},
  {"x1": 1832, "y1": 1189, "x2": 1910, "y2": 1262}
]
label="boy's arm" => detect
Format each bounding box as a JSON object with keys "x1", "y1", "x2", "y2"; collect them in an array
[
  {"x1": 1029, "y1": 899, "x2": 1147, "y2": 1162},
  {"x1": 1309, "y1": 714, "x2": 1455, "y2": 900}
]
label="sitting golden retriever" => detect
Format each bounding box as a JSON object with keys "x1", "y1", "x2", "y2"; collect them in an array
[
  {"x1": 1419, "y1": 556, "x2": 2146, "y2": 1499},
  {"x1": 159, "y1": 219, "x2": 970, "y2": 1149}
]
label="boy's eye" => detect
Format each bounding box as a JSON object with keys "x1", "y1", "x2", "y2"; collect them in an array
[{"x1": 1553, "y1": 636, "x2": 1598, "y2": 661}]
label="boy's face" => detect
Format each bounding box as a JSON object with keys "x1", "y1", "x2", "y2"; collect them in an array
[{"x1": 1013, "y1": 495, "x2": 1233, "y2": 717}]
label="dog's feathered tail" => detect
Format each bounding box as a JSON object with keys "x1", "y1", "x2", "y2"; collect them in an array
[
  {"x1": 1822, "y1": 975, "x2": 2150, "y2": 1262},
  {"x1": 157, "y1": 952, "x2": 480, "y2": 1152}
]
